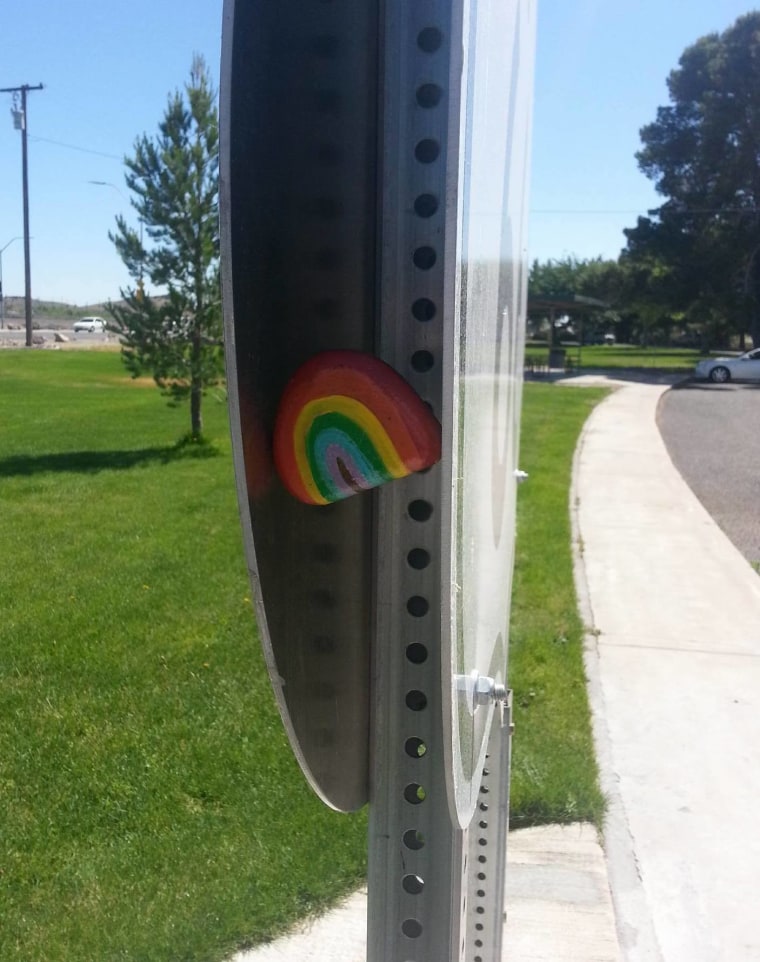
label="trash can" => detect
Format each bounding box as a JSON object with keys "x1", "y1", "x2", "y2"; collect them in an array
[{"x1": 548, "y1": 348, "x2": 566, "y2": 369}]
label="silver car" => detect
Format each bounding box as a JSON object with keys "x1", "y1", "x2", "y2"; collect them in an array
[{"x1": 695, "y1": 348, "x2": 760, "y2": 383}]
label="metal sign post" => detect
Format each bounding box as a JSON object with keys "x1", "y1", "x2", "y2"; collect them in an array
[{"x1": 220, "y1": 0, "x2": 536, "y2": 958}]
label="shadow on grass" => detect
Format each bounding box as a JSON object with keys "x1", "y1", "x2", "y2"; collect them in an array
[{"x1": 0, "y1": 439, "x2": 221, "y2": 478}]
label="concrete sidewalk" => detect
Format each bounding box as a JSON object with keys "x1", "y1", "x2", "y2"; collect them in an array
[
  {"x1": 236, "y1": 376, "x2": 760, "y2": 961},
  {"x1": 234, "y1": 822, "x2": 620, "y2": 962},
  {"x1": 574, "y1": 380, "x2": 760, "y2": 962}
]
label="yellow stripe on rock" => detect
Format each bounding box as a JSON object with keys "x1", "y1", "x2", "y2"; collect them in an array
[{"x1": 293, "y1": 395, "x2": 408, "y2": 502}]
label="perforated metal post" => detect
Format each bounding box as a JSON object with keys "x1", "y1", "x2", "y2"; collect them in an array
[
  {"x1": 367, "y1": 1, "x2": 470, "y2": 959},
  {"x1": 465, "y1": 694, "x2": 513, "y2": 962}
]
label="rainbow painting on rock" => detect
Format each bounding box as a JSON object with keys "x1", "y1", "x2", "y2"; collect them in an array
[{"x1": 273, "y1": 350, "x2": 441, "y2": 505}]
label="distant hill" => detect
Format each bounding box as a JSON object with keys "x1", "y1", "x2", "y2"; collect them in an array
[
  {"x1": 2, "y1": 295, "x2": 171, "y2": 330},
  {"x1": 2, "y1": 297, "x2": 112, "y2": 328}
]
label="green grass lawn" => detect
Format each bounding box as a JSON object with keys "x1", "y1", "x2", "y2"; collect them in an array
[
  {"x1": 0, "y1": 351, "x2": 367, "y2": 962},
  {"x1": 509, "y1": 383, "x2": 607, "y2": 826},
  {"x1": 526, "y1": 342, "x2": 702, "y2": 371},
  {"x1": 574, "y1": 344, "x2": 701, "y2": 369},
  {"x1": 0, "y1": 350, "x2": 605, "y2": 960}
]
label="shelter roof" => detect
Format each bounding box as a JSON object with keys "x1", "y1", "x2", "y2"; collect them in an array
[{"x1": 528, "y1": 293, "x2": 608, "y2": 312}]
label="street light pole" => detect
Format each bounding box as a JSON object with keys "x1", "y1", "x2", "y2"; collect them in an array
[
  {"x1": 88, "y1": 180, "x2": 144, "y2": 298},
  {"x1": 88, "y1": 179, "x2": 127, "y2": 202},
  {"x1": 0, "y1": 236, "x2": 23, "y2": 330}
]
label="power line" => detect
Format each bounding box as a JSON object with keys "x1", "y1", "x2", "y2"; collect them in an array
[
  {"x1": 532, "y1": 207, "x2": 760, "y2": 215},
  {"x1": 532, "y1": 209, "x2": 647, "y2": 214},
  {"x1": 28, "y1": 134, "x2": 121, "y2": 161}
]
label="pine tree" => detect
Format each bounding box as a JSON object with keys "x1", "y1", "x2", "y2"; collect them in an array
[{"x1": 109, "y1": 54, "x2": 221, "y2": 440}]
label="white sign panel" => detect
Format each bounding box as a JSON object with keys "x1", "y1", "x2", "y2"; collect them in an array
[{"x1": 443, "y1": 0, "x2": 536, "y2": 826}]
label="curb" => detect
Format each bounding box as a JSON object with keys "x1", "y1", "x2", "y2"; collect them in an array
[{"x1": 570, "y1": 384, "x2": 667, "y2": 962}]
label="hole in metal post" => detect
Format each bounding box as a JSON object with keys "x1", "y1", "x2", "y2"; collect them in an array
[
  {"x1": 402, "y1": 874, "x2": 425, "y2": 895},
  {"x1": 406, "y1": 643, "x2": 428, "y2": 664},
  {"x1": 408, "y1": 499, "x2": 433, "y2": 521},
  {"x1": 414, "y1": 193, "x2": 439, "y2": 218},
  {"x1": 406, "y1": 690, "x2": 428, "y2": 711},
  {"x1": 405, "y1": 737, "x2": 427, "y2": 758},
  {"x1": 412, "y1": 297, "x2": 437, "y2": 321},
  {"x1": 413, "y1": 246, "x2": 437, "y2": 270},
  {"x1": 407, "y1": 548, "x2": 431, "y2": 569},
  {"x1": 414, "y1": 138, "x2": 440, "y2": 163},
  {"x1": 402, "y1": 918, "x2": 423, "y2": 939},
  {"x1": 404, "y1": 783, "x2": 427, "y2": 804},
  {"x1": 403, "y1": 829, "x2": 426, "y2": 850},
  {"x1": 417, "y1": 26, "x2": 443, "y2": 52},
  {"x1": 416, "y1": 83, "x2": 443, "y2": 108},
  {"x1": 412, "y1": 350, "x2": 435, "y2": 372},
  {"x1": 407, "y1": 596, "x2": 429, "y2": 617}
]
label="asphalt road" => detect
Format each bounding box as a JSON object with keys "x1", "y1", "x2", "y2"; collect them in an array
[
  {"x1": 658, "y1": 379, "x2": 760, "y2": 566},
  {"x1": 0, "y1": 327, "x2": 113, "y2": 347}
]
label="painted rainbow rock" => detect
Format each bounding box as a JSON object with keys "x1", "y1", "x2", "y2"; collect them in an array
[{"x1": 273, "y1": 350, "x2": 442, "y2": 505}]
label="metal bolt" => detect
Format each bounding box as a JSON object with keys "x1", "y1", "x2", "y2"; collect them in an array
[
  {"x1": 473, "y1": 676, "x2": 506, "y2": 707},
  {"x1": 457, "y1": 673, "x2": 511, "y2": 720}
]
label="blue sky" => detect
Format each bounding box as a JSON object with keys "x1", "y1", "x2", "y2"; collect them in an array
[{"x1": 0, "y1": 0, "x2": 756, "y2": 305}]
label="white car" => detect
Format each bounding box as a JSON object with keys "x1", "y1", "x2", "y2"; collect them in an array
[
  {"x1": 695, "y1": 348, "x2": 760, "y2": 383},
  {"x1": 73, "y1": 316, "x2": 106, "y2": 333}
]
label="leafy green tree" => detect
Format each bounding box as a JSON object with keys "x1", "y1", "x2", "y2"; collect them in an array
[
  {"x1": 529, "y1": 255, "x2": 587, "y2": 300},
  {"x1": 528, "y1": 256, "x2": 623, "y2": 343},
  {"x1": 109, "y1": 55, "x2": 222, "y2": 440},
  {"x1": 625, "y1": 13, "x2": 760, "y2": 348}
]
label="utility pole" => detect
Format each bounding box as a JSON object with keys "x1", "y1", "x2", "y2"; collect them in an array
[{"x1": 2, "y1": 83, "x2": 44, "y2": 347}]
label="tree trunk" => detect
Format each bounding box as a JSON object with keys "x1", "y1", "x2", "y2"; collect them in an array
[
  {"x1": 190, "y1": 378, "x2": 202, "y2": 439},
  {"x1": 190, "y1": 324, "x2": 203, "y2": 439}
]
